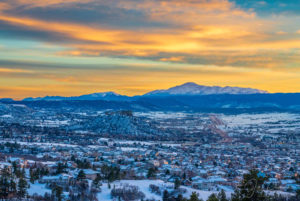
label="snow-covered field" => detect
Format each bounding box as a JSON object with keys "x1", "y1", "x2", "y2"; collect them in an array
[
  {"x1": 28, "y1": 182, "x2": 51, "y2": 196},
  {"x1": 97, "y1": 180, "x2": 232, "y2": 201},
  {"x1": 27, "y1": 180, "x2": 294, "y2": 201},
  {"x1": 218, "y1": 112, "x2": 300, "y2": 136},
  {"x1": 0, "y1": 140, "x2": 78, "y2": 148},
  {"x1": 134, "y1": 112, "x2": 188, "y2": 120}
]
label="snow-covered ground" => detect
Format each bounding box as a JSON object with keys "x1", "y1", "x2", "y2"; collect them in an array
[
  {"x1": 0, "y1": 140, "x2": 78, "y2": 148},
  {"x1": 218, "y1": 112, "x2": 300, "y2": 136},
  {"x1": 134, "y1": 112, "x2": 188, "y2": 120},
  {"x1": 28, "y1": 182, "x2": 51, "y2": 196},
  {"x1": 97, "y1": 180, "x2": 232, "y2": 201}
]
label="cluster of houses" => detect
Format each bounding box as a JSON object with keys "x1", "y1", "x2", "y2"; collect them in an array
[{"x1": 0, "y1": 135, "x2": 298, "y2": 196}]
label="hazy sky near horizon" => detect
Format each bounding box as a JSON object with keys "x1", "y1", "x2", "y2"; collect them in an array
[{"x1": 1, "y1": 0, "x2": 300, "y2": 99}]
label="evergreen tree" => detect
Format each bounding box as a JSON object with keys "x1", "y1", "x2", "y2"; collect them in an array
[
  {"x1": 52, "y1": 184, "x2": 63, "y2": 201},
  {"x1": 174, "y1": 178, "x2": 181, "y2": 189},
  {"x1": 17, "y1": 177, "x2": 27, "y2": 198},
  {"x1": 163, "y1": 190, "x2": 169, "y2": 201},
  {"x1": 218, "y1": 189, "x2": 227, "y2": 201},
  {"x1": 0, "y1": 176, "x2": 9, "y2": 198},
  {"x1": 77, "y1": 170, "x2": 86, "y2": 181},
  {"x1": 147, "y1": 167, "x2": 156, "y2": 178},
  {"x1": 189, "y1": 192, "x2": 200, "y2": 201},
  {"x1": 207, "y1": 193, "x2": 218, "y2": 201},
  {"x1": 176, "y1": 194, "x2": 185, "y2": 201},
  {"x1": 231, "y1": 189, "x2": 241, "y2": 201},
  {"x1": 9, "y1": 179, "x2": 16, "y2": 195},
  {"x1": 93, "y1": 173, "x2": 102, "y2": 187},
  {"x1": 30, "y1": 168, "x2": 35, "y2": 184},
  {"x1": 231, "y1": 169, "x2": 268, "y2": 201},
  {"x1": 56, "y1": 162, "x2": 66, "y2": 175}
]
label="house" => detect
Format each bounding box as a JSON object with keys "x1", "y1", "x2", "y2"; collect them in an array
[{"x1": 39, "y1": 173, "x2": 72, "y2": 185}]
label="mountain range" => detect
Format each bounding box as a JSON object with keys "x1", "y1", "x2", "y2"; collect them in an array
[
  {"x1": 3, "y1": 82, "x2": 300, "y2": 113},
  {"x1": 23, "y1": 92, "x2": 130, "y2": 102},
  {"x1": 20, "y1": 82, "x2": 268, "y2": 101}
]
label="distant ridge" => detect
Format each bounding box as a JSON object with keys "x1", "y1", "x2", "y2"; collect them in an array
[
  {"x1": 21, "y1": 82, "x2": 268, "y2": 101},
  {"x1": 23, "y1": 92, "x2": 130, "y2": 101}
]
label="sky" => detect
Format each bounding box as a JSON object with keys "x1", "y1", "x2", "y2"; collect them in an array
[{"x1": 0, "y1": 0, "x2": 300, "y2": 99}]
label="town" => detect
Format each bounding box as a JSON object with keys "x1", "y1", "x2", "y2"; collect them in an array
[{"x1": 0, "y1": 102, "x2": 299, "y2": 200}]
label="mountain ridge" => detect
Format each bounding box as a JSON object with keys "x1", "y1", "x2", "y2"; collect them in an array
[{"x1": 20, "y1": 82, "x2": 268, "y2": 101}]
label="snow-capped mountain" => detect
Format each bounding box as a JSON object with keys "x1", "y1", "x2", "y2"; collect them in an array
[
  {"x1": 22, "y1": 82, "x2": 268, "y2": 101},
  {"x1": 23, "y1": 92, "x2": 130, "y2": 101},
  {"x1": 144, "y1": 82, "x2": 268, "y2": 96}
]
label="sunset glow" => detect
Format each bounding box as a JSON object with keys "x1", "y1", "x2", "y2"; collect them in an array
[{"x1": 1, "y1": 0, "x2": 300, "y2": 99}]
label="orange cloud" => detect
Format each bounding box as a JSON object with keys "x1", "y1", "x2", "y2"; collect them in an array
[
  {"x1": 160, "y1": 57, "x2": 184, "y2": 62},
  {"x1": 0, "y1": 67, "x2": 33, "y2": 73},
  {"x1": 9, "y1": 0, "x2": 93, "y2": 8}
]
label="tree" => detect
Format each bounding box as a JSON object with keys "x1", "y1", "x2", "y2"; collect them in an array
[
  {"x1": 295, "y1": 189, "x2": 300, "y2": 200},
  {"x1": 174, "y1": 178, "x2": 181, "y2": 189},
  {"x1": 176, "y1": 194, "x2": 185, "y2": 201},
  {"x1": 9, "y1": 179, "x2": 16, "y2": 195},
  {"x1": 231, "y1": 189, "x2": 241, "y2": 201},
  {"x1": 52, "y1": 184, "x2": 63, "y2": 201},
  {"x1": 207, "y1": 193, "x2": 218, "y2": 201},
  {"x1": 93, "y1": 173, "x2": 102, "y2": 187},
  {"x1": 147, "y1": 167, "x2": 156, "y2": 178},
  {"x1": 17, "y1": 177, "x2": 27, "y2": 198},
  {"x1": 189, "y1": 192, "x2": 200, "y2": 201},
  {"x1": 231, "y1": 169, "x2": 268, "y2": 201},
  {"x1": 77, "y1": 170, "x2": 86, "y2": 181},
  {"x1": 163, "y1": 190, "x2": 169, "y2": 201},
  {"x1": 30, "y1": 168, "x2": 36, "y2": 184},
  {"x1": 0, "y1": 176, "x2": 9, "y2": 198},
  {"x1": 55, "y1": 162, "x2": 67, "y2": 175},
  {"x1": 217, "y1": 189, "x2": 227, "y2": 201}
]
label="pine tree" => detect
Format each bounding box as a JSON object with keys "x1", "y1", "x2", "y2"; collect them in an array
[
  {"x1": 52, "y1": 184, "x2": 63, "y2": 201},
  {"x1": 17, "y1": 167, "x2": 27, "y2": 198},
  {"x1": 231, "y1": 169, "x2": 268, "y2": 201},
  {"x1": 30, "y1": 168, "x2": 35, "y2": 184},
  {"x1": 17, "y1": 177, "x2": 27, "y2": 198},
  {"x1": 163, "y1": 190, "x2": 169, "y2": 201},
  {"x1": 217, "y1": 189, "x2": 227, "y2": 201},
  {"x1": 174, "y1": 178, "x2": 181, "y2": 189},
  {"x1": 56, "y1": 162, "x2": 66, "y2": 175},
  {"x1": 207, "y1": 193, "x2": 218, "y2": 201},
  {"x1": 9, "y1": 179, "x2": 16, "y2": 195},
  {"x1": 147, "y1": 167, "x2": 156, "y2": 178},
  {"x1": 93, "y1": 173, "x2": 102, "y2": 187},
  {"x1": 231, "y1": 189, "x2": 241, "y2": 201},
  {"x1": 189, "y1": 192, "x2": 200, "y2": 201},
  {"x1": 176, "y1": 194, "x2": 185, "y2": 201},
  {"x1": 0, "y1": 176, "x2": 9, "y2": 198},
  {"x1": 77, "y1": 170, "x2": 86, "y2": 181}
]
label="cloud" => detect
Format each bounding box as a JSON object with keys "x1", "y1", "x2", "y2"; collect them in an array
[
  {"x1": 0, "y1": 67, "x2": 33, "y2": 73},
  {"x1": 0, "y1": 0, "x2": 299, "y2": 70}
]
